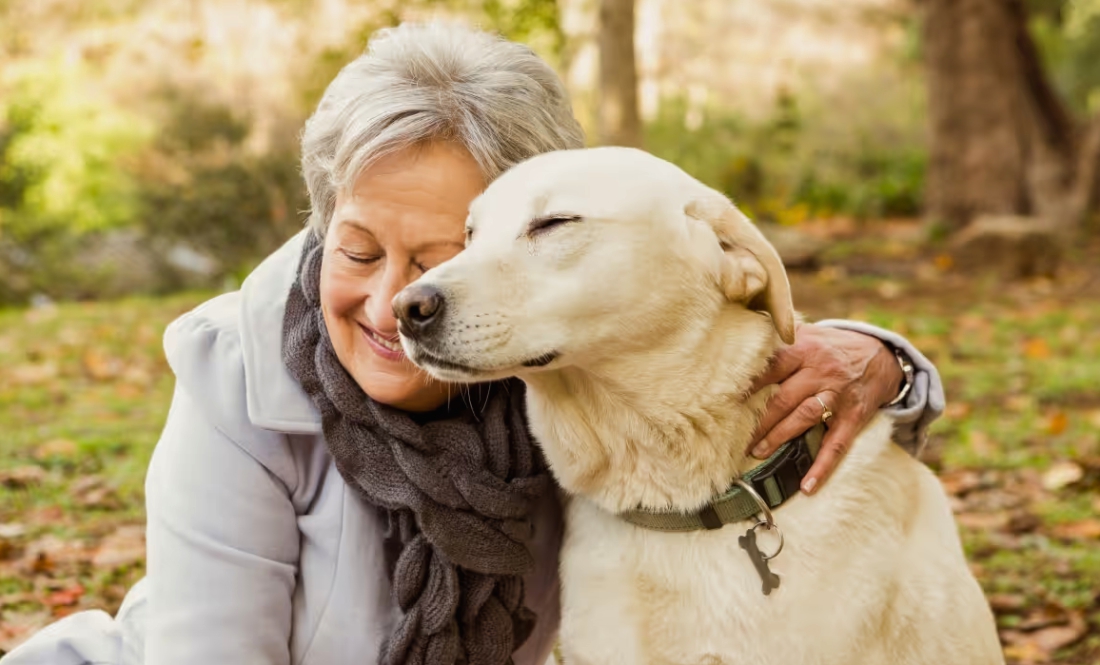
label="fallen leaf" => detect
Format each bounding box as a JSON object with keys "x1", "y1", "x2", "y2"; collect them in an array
[
  {"x1": 962, "y1": 486, "x2": 1024, "y2": 513},
  {"x1": 1049, "y1": 518, "x2": 1100, "y2": 541},
  {"x1": 815, "y1": 266, "x2": 847, "y2": 284},
  {"x1": 1000, "y1": 605, "x2": 1088, "y2": 662},
  {"x1": 0, "y1": 466, "x2": 46, "y2": 489},
  {"x1": 939, "y1": 469, "x2": 983, "y2": 497},
  {"x1": 0, "y1": 522, "x2": 27, "y2": 539},
  {"x1": 957, "y1": 313, "x2": 989, "y2": 331},
  {"x1": 91, "y1": 525, "x2": 145, "y2": 569},
  {"x1": 44, "y1": 584, "x2": 84, "y2": 608},
  {"x1": 24, "y1": 505, "x2": 64, "y2": 525},
  {"x1": 28, "y1": 551, "x2": 54, "y2": 575},
  {"x1": 934, "y1": 254, "x2": 954, "y2": 271},
  {"x1": 1006, "y1": 511, "x2": 1042, "y2": 534},
  {"x1": 1001, "y1": 639, "x2": 1048, "y2": 663},
  {"x1": 876, "y1": 281, "x2": 903, "y2": 299},
  {"x1": 70, "y1": 476, "x2": 122, "y2": 510},
  {"x1": 1041, "y1": 461, "x2": 1083, "y2": 491},
  {"x1": 988, "y1": 593, "x2": 1027, "y2": 613},
  {"x1": 0, "y1": 592, "x2": 37, "y2": 608},
  {"x1": 1087, "y1": 409, "x2": 1100, "y2": 429},
  {"x1": 0, "y1": 610, "x2": 52, "y2": 654},
  {"x1": 956, "y1": 511, "x2": 1010, "y2": 530},
  {"x1": 81, "y1": 350, "x2": 124, "y2": 381},
  {"x1": 944, "y1": 402, "x2": 973, "y2": 419},
  {"x1": 1010, "y1": 609, "x2": 1088, "y2": 652},
  {"x1": 20, "y1": 536, "x2": 89, "y2": 575},
  {"x1": 120, "y1": 364, "x2": 152, "y2": 387},
  {"x1": 1018, "y1": 604, "x2": 1073, "y2": 632},
  {"x1": 1058, "y1": 325, "x2": 1081, "y2": 344},
  {"x1": 33, "y1": 438, "x2": 78, "y2": 461},
  {"x1": 1004, "y1": 394, "x2": 1035, "y2": 412},
  {"x1": 8, "y1": 362, "x2": 59, "y2": 386},
  {"x1": 969, "y1": 430, "x2": 997, "y2": 456},
  {"x1": 1023, "y1": 338, "x2": 1051, "y2": 360},
  {"x1": 1045, "y1": 411, "x2": 1068, "y2": 435}
]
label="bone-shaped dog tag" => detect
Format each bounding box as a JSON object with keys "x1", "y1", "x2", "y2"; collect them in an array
[{"x1": 739, "y1": 525, "x2": 780, "y2": 596}]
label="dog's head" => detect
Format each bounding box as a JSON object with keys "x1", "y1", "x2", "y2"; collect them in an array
[{"x1": 394, "y1": 147, "x2": 794, "y2": 383}]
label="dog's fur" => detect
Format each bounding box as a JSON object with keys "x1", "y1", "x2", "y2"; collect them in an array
[{"x1": 399, "y1": 147, "x2": 1003, "y2": 664}]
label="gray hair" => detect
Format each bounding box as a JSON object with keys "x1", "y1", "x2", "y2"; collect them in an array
[{"x1": 300, "y1": 22, "x2": 586, "y2": 236}]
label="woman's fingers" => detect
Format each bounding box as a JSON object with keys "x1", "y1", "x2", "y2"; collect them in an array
[
  {"x1": 749, "y1": 344, "x2": 803, "y2": 394},
  {"x1": 801, "y1": 415, "x2": 860, "y2": 495},
  {"x1": 750, "y1": 388, "x2": 839, "y2": 459},
  {"x1": 750, "y1": 370, "x2": 819, "y2": 449}
]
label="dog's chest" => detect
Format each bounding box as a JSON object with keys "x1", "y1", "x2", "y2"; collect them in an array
[{"x1": 556, "y1": 427, "x2": 909, "y2": 665}]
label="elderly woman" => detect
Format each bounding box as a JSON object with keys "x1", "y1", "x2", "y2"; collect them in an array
[{"x1": 6, "y1": 22, "x2": 942, "y2": 665}]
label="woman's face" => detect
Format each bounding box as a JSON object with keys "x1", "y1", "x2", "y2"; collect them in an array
[{"x1": 319, "y1": 141, "x2": 485, "y2": 411}]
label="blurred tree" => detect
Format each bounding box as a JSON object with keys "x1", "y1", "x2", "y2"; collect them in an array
[
  {"x1": 597, "y1": 0, "x2": 641, "y2": 147},
  {"x1": 922, "y1": 0, "x2": 1100, "y2": 233},
  {"x1": 0, "y1": 60, "x2": 148, "y2": 240},
  {"x1": 481, "y1": 0, "x2": 567, "y2": 65},
  {"x1": 135, "y1": 88, "x2": 306, "y2": 274}
]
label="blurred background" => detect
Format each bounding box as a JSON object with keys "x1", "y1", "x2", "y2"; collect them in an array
[{"x1": 0, "y1": 0, "x2": 1098, "y2": 662}]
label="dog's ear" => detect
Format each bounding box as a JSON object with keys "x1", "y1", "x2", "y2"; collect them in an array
[{"x1": 685, "y1": 193, "x2": 796, "y2": 344}]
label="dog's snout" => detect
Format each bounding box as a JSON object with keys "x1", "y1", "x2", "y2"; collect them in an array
[{"x1": 393, "y1": 284, "x2": 445, "y2": 338}]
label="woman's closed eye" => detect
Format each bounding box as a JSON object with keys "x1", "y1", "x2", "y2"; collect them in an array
[{"x1": 341, "y1": 249, "x2": 382, "y2": 265}]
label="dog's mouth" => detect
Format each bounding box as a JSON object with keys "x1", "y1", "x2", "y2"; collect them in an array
[
  {"x1": 405, "y1": 342, "x2": 560, "y2": 382},
  {"x1": 408, "y1": 346, "x2": 487, "y2": 380}
]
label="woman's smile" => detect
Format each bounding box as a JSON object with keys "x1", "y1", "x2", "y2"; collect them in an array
[{"x1": 359, "y1": 322, "x2": 405, "y2": 361}]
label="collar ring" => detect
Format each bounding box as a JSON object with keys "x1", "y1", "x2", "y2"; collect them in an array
[{"x1": 735, "y1": 478, "x2": 775, "y2": 528}]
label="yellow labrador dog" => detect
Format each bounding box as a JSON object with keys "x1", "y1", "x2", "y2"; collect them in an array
[{"x1": 395, "y1": 147, "x2": 1003, "y2": 665}]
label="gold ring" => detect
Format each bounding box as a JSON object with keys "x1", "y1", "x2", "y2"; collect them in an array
[{"x1": 815, "y1": 395, "x2": 833, "y2": 423}]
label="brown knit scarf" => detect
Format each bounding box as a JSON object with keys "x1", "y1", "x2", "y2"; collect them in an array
[{"x1": 282, "y1": 231, "x2": 550, "y2": 665}]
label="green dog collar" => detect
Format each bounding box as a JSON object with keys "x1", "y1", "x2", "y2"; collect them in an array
[{"x1": 619, "y1": 423, "x2": 825, "y2": 532}]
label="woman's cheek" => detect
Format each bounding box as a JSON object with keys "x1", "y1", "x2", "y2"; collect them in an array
[{"x1": 322, "y1": 263, "x2": 373, "y2": 317}]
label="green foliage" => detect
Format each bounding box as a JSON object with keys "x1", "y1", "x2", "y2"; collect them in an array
[
  {"x1": 1031, "y1": 0, "x2": 1100, "y2": 114},
  {"x1": 794, "y1": 146, "x2": 926, "y2": 220},
  {"x1": 0, "y1": 59, "x2": 150, "y2": 241},
  {"x1": 135, "y1": 90, "x2": 308, "y2": 273},
  {"x1": 297, "y1": 0, "x2": 565, "y2": 111},
  {"x1": 478, "y1": 0, "x2": 565, "y2": 63},
  {"x1": 645, "y1": 91, "x2": 926, "y2": 224}
]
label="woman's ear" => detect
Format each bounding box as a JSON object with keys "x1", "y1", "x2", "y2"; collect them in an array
[{"x1": 685, "y1": 192, "x2": 796, "y2": 344}]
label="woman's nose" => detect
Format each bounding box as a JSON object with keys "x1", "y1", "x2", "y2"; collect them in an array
[{"x1": 366, "y1": 263, "x2": 411, "y2": 331}]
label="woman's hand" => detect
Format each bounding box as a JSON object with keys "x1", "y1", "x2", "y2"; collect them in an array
[{"x1": 748, "y1": 324, "x2": 904, "y2": 495}]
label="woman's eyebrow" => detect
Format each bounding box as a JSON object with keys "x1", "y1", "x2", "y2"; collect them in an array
[
  {"x1": 416, "y1": 239, "x2": 466, "y2": 251},
  {"x1": 336, "y1": 219, "x2": 376, "y2": 237},
  {"x1": 336, "y1": 220, "x2": 462, "y2": 251}
]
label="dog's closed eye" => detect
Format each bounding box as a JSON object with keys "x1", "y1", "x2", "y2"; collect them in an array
[{"x1": 527, "y1": 214, "x2": 582, "y2": 237}]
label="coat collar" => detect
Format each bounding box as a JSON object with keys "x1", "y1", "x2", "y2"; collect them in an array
[{"x1": 239, "y1": 230, "x2": 323, "y2": 434}]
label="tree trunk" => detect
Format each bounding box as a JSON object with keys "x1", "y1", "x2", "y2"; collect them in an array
[
  {"x1": 922, "y1": 0, "x2": 1028, "y2": 232},
  {"x1": 1007, "y1": 0, "x2": 1100, "y2": 229},
  {"x1": 597, "y1": 0, "x2": 642, "y2": 148},
  {"x1": 921, "y1": 0, "x2": 1100, "y2": 233}
]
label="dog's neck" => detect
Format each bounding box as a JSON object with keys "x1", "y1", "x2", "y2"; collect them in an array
[{"x1": 522, "y1": 309, "x2": 783, "y2": 514}]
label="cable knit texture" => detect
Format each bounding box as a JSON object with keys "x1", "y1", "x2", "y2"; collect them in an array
[{"x1": 282, "y1": 231, "x2": 550, "y2": 665}]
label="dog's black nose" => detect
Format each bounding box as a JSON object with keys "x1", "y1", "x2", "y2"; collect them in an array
[{"x1": 393, "y1": 284, "x2": 445, "y2": 338}]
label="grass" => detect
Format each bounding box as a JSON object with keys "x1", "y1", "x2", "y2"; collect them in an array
[{"x1": 0, "y1": 232, "x2": 1098, "y2": 662}]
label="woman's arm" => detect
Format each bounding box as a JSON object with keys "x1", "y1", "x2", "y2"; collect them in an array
[
  {"x1": 747, "y1": 321, "x2": 945, "y2": 494},
  {"x1": 144, "y1": 386, "x2": 299, "y2": 665},
  {"x1": 814, "y1": 319, "x2": 945, "y2": 455}
]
